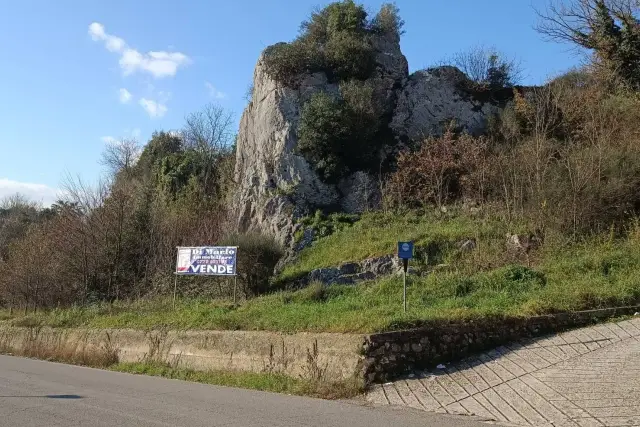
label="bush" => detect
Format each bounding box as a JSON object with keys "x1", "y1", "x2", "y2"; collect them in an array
[
  {"x1": 325, "y1": 32, "x2": 375, "y2": 80},
  {"x1": 262, "y1": 41, "x2": 324, "y2": 86},
  {"x1": 297, "y1": 81, "x2": 388, "y2": 182},
  {"x1": 263, "y1": 1, "x2": 396, "y2": 85},
  {"x1": 370, "y1": 3, "x2": 405, "y2": 38},
  {"x1": 221, "y1": 233, "x2": 283, "y2": 297},
  {"x1": 444, "y1": 45, "x2": 522, "y2": 89},
  {"x1": 297, "y1": 92, "x2": 350, "y2": 181},
  {"x1": 298, "y1": 210, "x2": 359, "y2": 240},
  {"x1": 385, "y1": 128, "x2": 489, "y2": 209}
]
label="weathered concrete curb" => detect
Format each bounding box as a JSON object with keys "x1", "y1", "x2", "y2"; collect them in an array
[
  {"x1": 0, "y1": 327, "x2": 365, "y2": 382},
  {"x1": 362, "y1": 305, "x2": 640, "y2": 383}
]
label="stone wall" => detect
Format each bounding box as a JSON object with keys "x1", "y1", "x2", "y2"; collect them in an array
[
  {"x1": 0, "y1": 327, "x2": 365, "y2": 382},
  {"x1": 361, "y1": 306, "x2": 640, "y2": 383}
]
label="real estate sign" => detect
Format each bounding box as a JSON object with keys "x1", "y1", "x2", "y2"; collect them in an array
[{"x1": 175, "y1": 246, "x2": 237, "y2": 276}]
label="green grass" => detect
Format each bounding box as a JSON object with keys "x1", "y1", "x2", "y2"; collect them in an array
[
  {"x1": 111, "y1": 362, "x2": 362, "y2": 399},
  {"x1": 3, "y1": 213, "x2": 640, "y2": 334},
  {"x1": 279, "y1": 210, "x2": 516, "y2": 282}
]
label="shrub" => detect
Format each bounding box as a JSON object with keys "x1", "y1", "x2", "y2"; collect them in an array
[
  {"x1": 262, "y1": 41, "x2": 324, "y2": 86},
  {"x1": 325, "y1": 0, "x2": 368, "y2": 34},
  {"x1": 263, "y1": 1, "x2": 394, "y2": 84},
  {"x1": 386, "y1": 128, "x2": 489, "y2": 209},
  {"x1": 370, "y1": 3, "x2": 405, "y2": 38},
  {"x1": 297, "y1": 92, "x2": 350, "y2": 181},
  {"x1": 221, "y1": 233, "x2": 283, "y2": 297},
  {"x1": 324, "y1": 32, "x2": 375, "y2": 80},
  {"x1": 298, "y1": 210, "x2": 359, "y2": 240},
  {"x1": 444, "y1": 45, "x2": 522, "y2": 88},
  {"x1": 297, "y1": 81, "x2": 388, "y2": 182}
]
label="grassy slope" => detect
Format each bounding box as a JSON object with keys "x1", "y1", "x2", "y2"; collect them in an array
[
  {"x1": 280, "y1": 211, "x2": 516, "y2": 281},
  {"x1": 4, "y1": 213, "x2": 640, "y2": 333}
]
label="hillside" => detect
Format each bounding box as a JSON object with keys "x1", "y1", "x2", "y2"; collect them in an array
[{"x1": 2, "y1": 0, "x2": 640, "y2": 336}]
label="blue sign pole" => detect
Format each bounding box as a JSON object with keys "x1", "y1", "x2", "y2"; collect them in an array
[{"x1": 398, "y1": 242, "x2": 414, "y2": 313}]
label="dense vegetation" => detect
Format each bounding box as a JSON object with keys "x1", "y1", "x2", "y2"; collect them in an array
[
  {"x1": 2, "y1": 0, "x2": 640, "y2": 334},
  {"x1": 0, "y1": 105, "x2": 281, "y2": 311},
  {"x1": 262, "y1": 1, "x2": 403, "y2": 182}
]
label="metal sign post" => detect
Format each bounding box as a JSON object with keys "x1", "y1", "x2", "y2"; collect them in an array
[{"x1": 397, "y1": 241, "x2": 414, "y2": 313}]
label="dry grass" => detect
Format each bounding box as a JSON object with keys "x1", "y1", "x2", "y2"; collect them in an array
[
  {"x1": 0, "y1": 327, "x2": 118, "y2": 368},
  {"x1": 112, "y1": 362, "x2": 363, "y2": 400}
]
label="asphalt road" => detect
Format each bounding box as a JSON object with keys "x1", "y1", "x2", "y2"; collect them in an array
[{"x1": 0, "y1": 355, "x2": 494, "y2": 427}]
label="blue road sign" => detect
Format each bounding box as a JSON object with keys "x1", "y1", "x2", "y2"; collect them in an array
[{"x1": 398, "y1": 241, "x2": 414, "y2": 259}]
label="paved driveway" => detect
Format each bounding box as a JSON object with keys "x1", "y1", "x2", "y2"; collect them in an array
[{"x1": 367, "y1": 317, "x2": 640, "y2": 426}]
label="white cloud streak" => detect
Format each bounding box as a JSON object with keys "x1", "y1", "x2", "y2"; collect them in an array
[
  {"x1": 0, "y1": 178, "x2": 61, "y2": 206},
  {"x1": 139, "y1": 98, "x2": 168, "y2": 118},
  {"x1": 205, "y1": 81, "x2": 227, "y2": 99},
  {"x1": 89, "y1": 22, "x2": 190, "y2": 78},
  {"x1": 118, "y1": 88, "x2": 132, "y2": 104}
]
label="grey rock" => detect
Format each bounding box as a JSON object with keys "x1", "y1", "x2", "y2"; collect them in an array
[
  {"x1": 390, "y1": 67, "x2": 501, "y2": 142},
  {"x1": 234, "y1": 35, "x2": 512, "y2": 250},
  {"x1": 506, "y1": 233, "x2": 543, "y2": 254},
  {"x1": 339, "y1": 262, "x2": 360, "y2": 275},
  {"x1": 338, "y1": 171, "x2": 381, "y2": 214},
  {"x1": 360, "y1": 255, "x2": 401, "y2": 276},
  {"x1": 308, "y1": 268, "x2": 341, "y2": 285},
  {"x1": 458, "y1": 239, "x2": 477, "y2": 252},
  {"x1": 353, "y1": 272, "x2": 376, "y2": 282},
  {"x1": 295, "y1": 227, "x2": 316, "y2": 252}
]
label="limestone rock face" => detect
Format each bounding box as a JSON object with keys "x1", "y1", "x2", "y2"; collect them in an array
[
  {"x1": 234, "y1": 62, "x2": 340, "y2": 248},
  {"x1": 391, "y1": 67, "x2": 502, "y2": 141},
  {"x1": 233, "y1": 35, "x2": 409, "y2": 248}
]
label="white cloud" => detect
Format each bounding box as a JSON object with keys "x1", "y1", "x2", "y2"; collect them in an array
[
  {"x1": 130, "y1": 128, "x2": 141, "y2": 138},
  {"x1": 88, "y1": 22, "x2": 190, "y2": 78},
  {"x1": 101, "y1": 136, "x2": 117, "y2": 144},
  {"x1": 139, "y1": 98, "x2": 168, "y2": 118},
  {"x1": 88, "y1": 22, "x2": 125, "y2": 52},
  {"x1": 205, "y1": 81, "x2": 227, "y2": 99},
  {"x1": 118, "y1": 88, "x2": 132, "y2": 104},
  {"x1": 0, "y1": 178, "x2": 61, "y2": 206}
]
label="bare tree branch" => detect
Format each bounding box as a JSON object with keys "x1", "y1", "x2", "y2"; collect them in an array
[{"x1": 100, "y1": 138, "x2": 141, "y2": 177}]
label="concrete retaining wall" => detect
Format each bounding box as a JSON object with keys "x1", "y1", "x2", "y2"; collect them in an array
[
  {"x1": 361, "y1": 306, "x2": 640, "y2": 383},
  {"x1": 0, "y1": 327, "x2": 365, "y2": 382}
]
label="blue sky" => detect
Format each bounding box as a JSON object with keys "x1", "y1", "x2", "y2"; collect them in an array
[{"x1": 0, "y1": 0, "x2": 581, "y2": 205}]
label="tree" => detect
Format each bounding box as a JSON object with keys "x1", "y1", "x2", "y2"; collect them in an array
[
  {"x1": 448, "y1": 45, "x2": 523, "y2": 88},
  {"x1": 181, "y1": 104, "x2": 235, "y2": 200},
  {"x1": 370, "y1": 3, "x2": 405, "y2": 38},
  {"x1": 536, "y1": 0, "x2": 640, "y2": 88},
  {"x1": 100, "y1": 138, "x2": 141, "y2": 177}
]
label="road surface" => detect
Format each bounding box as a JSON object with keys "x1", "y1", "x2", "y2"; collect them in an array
[{"x1": 0, "y1": 355, "x2": 492, "y2": 427}]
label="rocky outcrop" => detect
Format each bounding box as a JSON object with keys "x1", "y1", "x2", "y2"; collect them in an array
[
  {"x1": 305, "y1": 255, "x2": 401, "y2": 286},
  {"x1": 233, "y1": 36, "x2": 513, "y2": 249},
  {"x1": 234, "y1": 67, "x2": 340, "y2": 248},
  {"x1": 233, "y1": 34, "x2": 409, "y2": 248}
]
